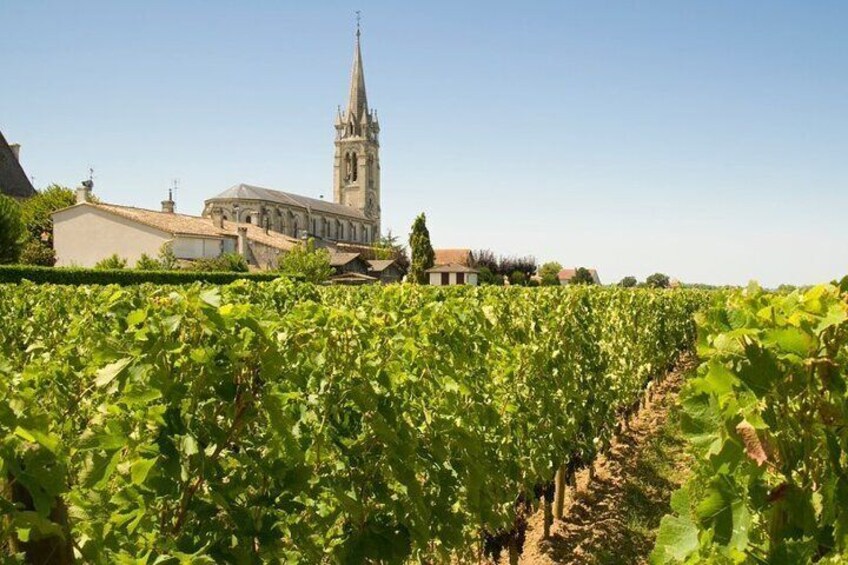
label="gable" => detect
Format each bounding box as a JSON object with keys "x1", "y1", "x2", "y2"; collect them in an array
[{"x1": 0, "y1": 130, "x2": 36, "y2": 199}]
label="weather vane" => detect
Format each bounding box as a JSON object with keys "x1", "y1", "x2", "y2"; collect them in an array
[{"x1": 169, "y1": 178, "x2": 179, "y2": 201}]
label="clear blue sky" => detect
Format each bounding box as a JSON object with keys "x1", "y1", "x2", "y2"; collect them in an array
[{"x1": 3, "y1": 1, "x2": 846, "y2": 287}]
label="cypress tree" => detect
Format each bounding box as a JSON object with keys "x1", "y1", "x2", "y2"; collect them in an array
[{"x1": 408, "y1": 212, "x2": 434, "y2": 284}]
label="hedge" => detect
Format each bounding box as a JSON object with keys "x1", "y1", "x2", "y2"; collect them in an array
[{"x1": 0, "y1": 265, "x2": 286, "y2": 286}]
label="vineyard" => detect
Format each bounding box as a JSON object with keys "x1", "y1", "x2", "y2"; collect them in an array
[
  {"x1": 0, "y1": 280, "x2": 846, "y2": 563},
  {"x1": 0, "y1": 281, "x2": 702, "y2": 563}
]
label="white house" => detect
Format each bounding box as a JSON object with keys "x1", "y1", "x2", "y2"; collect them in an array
[
  {"x1": 426, "y1": 264, "x2": 479, "y2": 286},
  {"x1": 52, "y1": 186, "x2": 301, "y2": 269}
]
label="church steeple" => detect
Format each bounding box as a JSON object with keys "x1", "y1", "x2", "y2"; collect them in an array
[
  {"x1": 333, "y1": 15, "x2": 381, "y2": 239},
  {"x1": 347, "y1": 23, "x2": 368, "y2": 122}
]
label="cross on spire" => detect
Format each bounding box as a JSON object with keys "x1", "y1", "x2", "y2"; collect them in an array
[{"x1": 355, "y1": 10, "x2": 361, "y2": 38}]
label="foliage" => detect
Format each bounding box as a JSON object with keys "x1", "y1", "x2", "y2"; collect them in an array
[
  {"x1": 477, "y1": 266, "x2": 503, "y2": 286},
  {"x1": 408, "y1": 213, "x2": 434, "y2": 284},
  {"x1": 277, "y1": 238, "x2": 334, "y2": 284},
  {"x1": 539, "y1": 262, "x2": 563, "y2": 286},
  {"x1": 0, "y1": 282, "x2": 705, "y2": 562},
  {"x1": 646, "y1": 272, "x2": 671, "y2": 289},
  {"x1": 190, "y1": 252, "x2": 249, "y2": 273},
  {"x1": 135, "y1": 253, "x2": 162, "y2": 270},
  {"x1": 19, "y1": 185, "x2": 76, "y2": 246},
  {"x1": 620, "y1": 276, "x2": 638, "y2": 288},
  {"x1": 94, "y1": 254, "x2": 128, "y2": 270},
  {"x1": 157, "y1": 242, "x2": 178, "y2": 270},
  {"x1": 372, "y1": 230, "x2": 410, "y2": 273},
  {"x1": 0, "y1": 194, "x2": 24, "y2": 264},
  {"x1": 571, "y1": 267, "x2": 596, "y2": 285},
  {"x1": 510, "y1": 270, "x2": 528, "y2": 286},
  {"x1": 471, "y1": 250, "x2": 537, "y2": 280},
  {"x1": 0, "y1": 265, "x2": 281, "y2": 285},
  {"x1": 652, "y1": 283, "x2": 848, "y2": 563},
  {"x1": 18, "y1": 238, "x2": 56, "y2": 266}
]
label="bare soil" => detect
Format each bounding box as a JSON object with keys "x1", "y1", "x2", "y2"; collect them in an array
[{"x1": 502, "y1": 355, "x2": 697, "y2": 565}]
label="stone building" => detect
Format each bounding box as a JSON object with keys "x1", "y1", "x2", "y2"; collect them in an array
[{"x1": 202, "y1": 24, "x2": 381, "y2": 245}]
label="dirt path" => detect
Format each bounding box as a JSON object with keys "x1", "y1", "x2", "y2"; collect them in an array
[{"x1": 507, "y1": 355, "x2": 697, "y2": 565}]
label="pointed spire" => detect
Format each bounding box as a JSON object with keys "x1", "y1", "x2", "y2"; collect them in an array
[{"x1": 346, "y1": 14, "x2": 368, "y2": 124}]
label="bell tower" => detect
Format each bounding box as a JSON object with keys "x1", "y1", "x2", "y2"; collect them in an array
[{"x1": 333, "y1": 17, "x2": 381, "y2": 237}]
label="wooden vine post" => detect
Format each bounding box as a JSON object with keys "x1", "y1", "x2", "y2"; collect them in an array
[{"x1": 553, "y1": 463, "x2": 567, "y2": 520}]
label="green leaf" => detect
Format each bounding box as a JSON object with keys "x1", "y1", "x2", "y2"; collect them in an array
[
  {"x1": 130, "y1": 457, "x2": 157, "y2": 485},
  {"x1": 651, "y1": 514, "x2": 699, "y2": 563},
  {"x1": 95, "y1": 357, "x2": 133, "y2": 388}
]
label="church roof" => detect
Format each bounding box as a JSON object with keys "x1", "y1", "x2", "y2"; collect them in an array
[
  {"x1": 207, "y1": 183, "x2": 369, "y2": 221},
  {"x1": 0, "y1": 129, "x2": 36, "y2": 199}
]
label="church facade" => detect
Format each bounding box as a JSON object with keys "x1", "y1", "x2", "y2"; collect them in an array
[{"x1": 202, "y1": 26, "x2": 381, "y2": 245}]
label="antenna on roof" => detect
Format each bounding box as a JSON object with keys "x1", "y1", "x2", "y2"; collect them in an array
[{"x1": 169, "y1": 178, "x2": 179, "y2": 202}]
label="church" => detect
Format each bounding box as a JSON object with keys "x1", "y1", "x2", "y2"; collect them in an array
[{"x1": 201, "y1": 24, "x2": 382, "y2": 245}]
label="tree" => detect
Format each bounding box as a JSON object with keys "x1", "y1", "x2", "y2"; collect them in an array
[
  {"x1": 135, "y1": 253, "x2": 162, "y2": 270},
  {"x1": 408, "y1": 213, "x2": 434, "y2": 284},
  {"x1": 645, "y1": 272, "x2": 670, "y2": 289},
  {"x1": 570, "y1": 267, "x2": 596, "y2": 285},
  {"x1": 509, "y1": 270, "x2": 528, "y2": 286},
  {"x1": 19, "y1": 185, "x2": 76, "y2": 246},
  {"x1": 158, "y1": 243, "x2": 178, "y2": 270},
  {"x1": 619, "y1": 276, "x2": 637, "y2": 288},
  {"x1": 538, "y1": 262, "x2": 563, "y2": 286},
  {"x1": 477, "y1": 266, "x2": 503, "y2": 286},
  {"x1": 0, "y1": 194, "x2": 24, "y2": 264},
  {"x1": 94, "y1": 254, "x2": 128, "y2": 270},
  {"x1": 372, "y1": 230, "x2": 410, "y2": 274},
  {"x1": 277, "y1": 238, "x2": 333, "y2": 283}
]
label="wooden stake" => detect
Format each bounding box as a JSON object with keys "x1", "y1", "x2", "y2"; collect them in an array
[{"x1": 553, "y1": 463, "x2": 567, "y2": 520}]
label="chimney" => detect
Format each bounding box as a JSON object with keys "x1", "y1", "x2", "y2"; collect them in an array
[
  {"x1": 211, "y1": 207, "x2": 224, "y2": 229},
  {"x1": 161, "y1": 188, "x2": 175, "y2": 213},
  {"x1": 75, "y1": 180, "x2": 93, "y2": 204},
  {"x1": 237, "y1": 226, "x2": 249, "y2": 258},
  {"x1": 9, "y1": 144, "x2": 20, "y2": 161}
]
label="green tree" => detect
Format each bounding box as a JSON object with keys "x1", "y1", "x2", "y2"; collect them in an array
[
  {"x1": 509, "y1": 270, "x2": 528, "y2": 286},
  {"x1": 94, "y1": 254, "x2": 128, "y2": 270},
  {"x1": 158, "y1": 242, "x2": 178, "y2": 270},
  {"x1": 0, "y1": 194, "x2": 24, "y2": 264},
  {"x1": 135, "y1": 253, "x2": 162, "y2": 270},
  {"x1": 645, "y1": 272, "x2": 670, "y2": 289},
  {"x1": 477, "y1": 266, "x2": 503, "y2": 286},
  {"x1": 408, "y1": 213, "x2": 434, "y2": 284},
  {"x1": 571, "y1": 267, "x2": 596, "y2": 285},
  {"x1": 278, "y1": 238, "x2": 333, "y2": 283},
  {"x1": 19, "y1": 239, "x2": 56, "y2": 266},
  {"x1": 372, "y1": 230, "x2": 409, "y2": 273},
  {"x1": 538, "y1": 261, "x2": 563, "y2": 286},
  {"x1": 19, "y1": 185, "x2": 76, "y2": 246},
  {"x1": 619, "y1": 276, "x2": 637, "y2": 288}
]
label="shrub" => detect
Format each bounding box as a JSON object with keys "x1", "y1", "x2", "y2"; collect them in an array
[
  {"x1": 18, "y1": 239, "x2": 56, "y2": 266},
  {"x1": 190, "y1": 253, "x2": 249, "y2": 273},
  {"x1": 0, "y1": 265, "x2": 282, "y2": 285},
  {"x1": 135, "y1": 253, "x2": 162, "y2": 271},
  {"x1": 509, "y1": 270, "x2": 528, "y2": 286},
  {"x1": 158, "y1": 243, "x2": 178, "y2": 270},
  {"x1": 277, "y1": 238, "x2": 333, "y2": 284},
  {"x1": 94, "y1": 254, "x2": 128, "y2": 270},
  {"x1": 477, "y1": 266, "x2": 503, "y2": 286}
]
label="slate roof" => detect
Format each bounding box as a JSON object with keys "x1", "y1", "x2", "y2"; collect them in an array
[
  {"x1": 0, "y1": 130, "x2": 36, "y2": 199},
  {"x1": 366, "y1": 259, "x2": 396, "y2": 272},
  {"x1": 434, "y1": 248, "x2": 473, "y2": 267},
  {"x1": 426, "y1": 263, "x2": 479, "y2": 274},
  {"x1": 329, "y1": 252, "x2": 362, "y2": 267},
  {"x1": 207, "y1": 183, "x2": 369, "y2": 221},
  {"x1": 55, "y1": 202, "x2": 300, "y2": 251}
]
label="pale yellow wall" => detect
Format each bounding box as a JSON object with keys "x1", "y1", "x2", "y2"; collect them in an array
[{"x1": 53, "y1": 205, "x2": 171, "y2": 267}]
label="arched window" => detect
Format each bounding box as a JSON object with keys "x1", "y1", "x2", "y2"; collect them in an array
[
  {"x1": 292, "y1": 217, "x2": 299, "y2": 238},
  {"x1": 244, "y1": 214, "x2": 252, "y2": 225}
]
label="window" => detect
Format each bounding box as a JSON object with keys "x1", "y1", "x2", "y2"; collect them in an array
[
  {"x1": 441, "y1": 272, "x2": 449, "y2": 285},
  {"x1": 457, "y1": 272, "x2": 465, "y2": 284}
]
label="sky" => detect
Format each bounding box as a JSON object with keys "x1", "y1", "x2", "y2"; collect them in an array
[{"x1": 2, "y1": 1, "x2": 847, "y2": 287}]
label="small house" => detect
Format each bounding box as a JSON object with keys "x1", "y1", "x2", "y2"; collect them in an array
[{"x1": 426, "y1": 264, "x2": 479, "y2": 286}]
